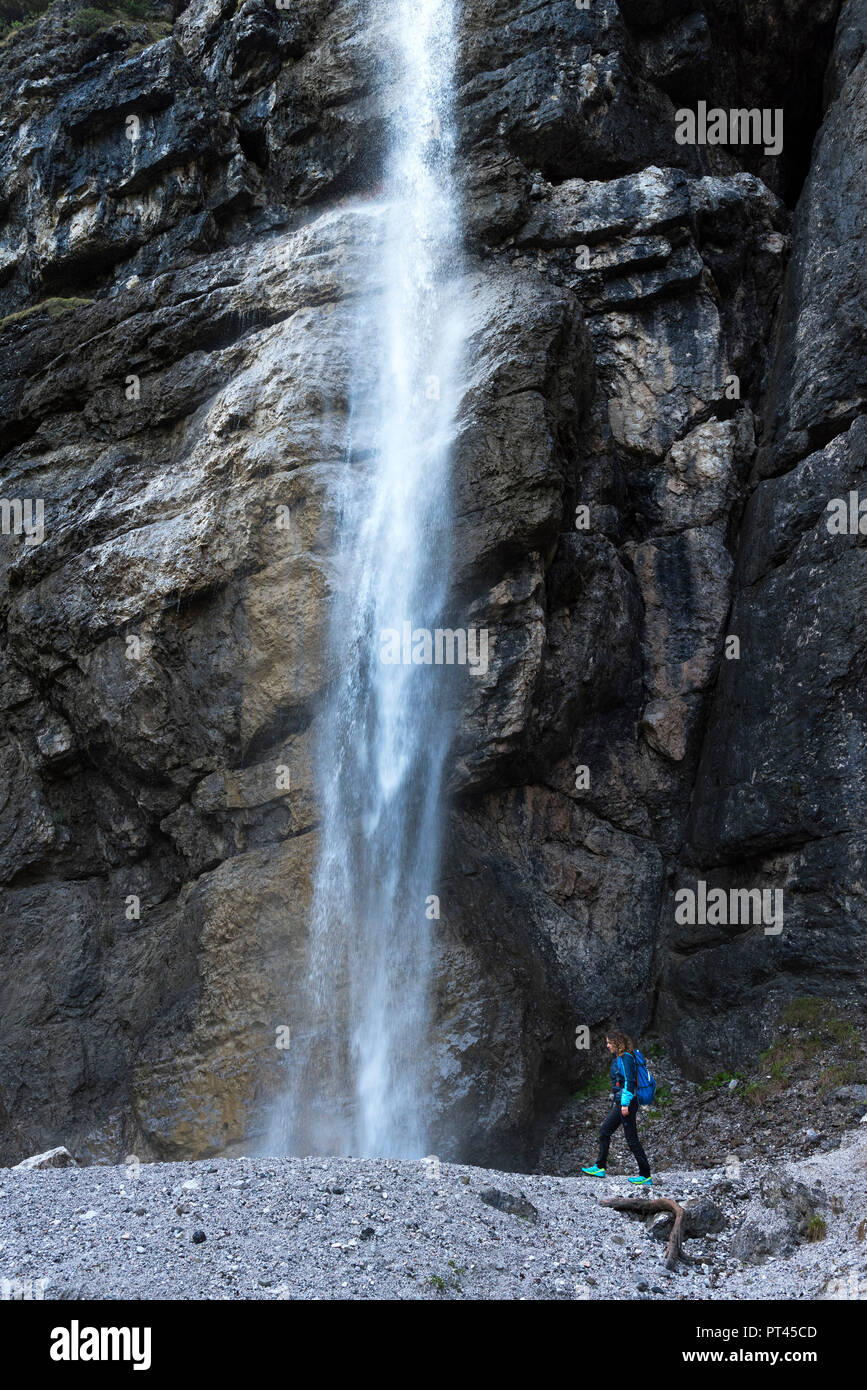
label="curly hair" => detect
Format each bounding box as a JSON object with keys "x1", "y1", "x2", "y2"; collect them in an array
[{"x1": 605, "y1": 1027, "x2": 635, "y2": 1056}]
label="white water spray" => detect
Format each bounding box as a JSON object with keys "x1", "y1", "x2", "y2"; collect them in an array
[{"x1": 270, "y1": 0, "x2": 464, "y2": 1157}]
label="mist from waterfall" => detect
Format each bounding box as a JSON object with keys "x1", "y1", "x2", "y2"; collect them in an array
[{"x1": 268, "y1": 0, "x2": 464, "y2": 1157}]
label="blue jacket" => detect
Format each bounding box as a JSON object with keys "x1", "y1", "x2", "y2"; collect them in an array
[{"x1": 611, "y1": 1051, "x2": 638, "y2": 1106}]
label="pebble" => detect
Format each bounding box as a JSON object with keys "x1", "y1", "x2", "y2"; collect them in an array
[{"x1": 0, "y1": 1138, "x2": 861, "y2": 1300}]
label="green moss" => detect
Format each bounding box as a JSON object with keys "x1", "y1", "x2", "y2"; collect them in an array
[{"x1": 0, "y1": 296, "x2": 93, "y2": 332}]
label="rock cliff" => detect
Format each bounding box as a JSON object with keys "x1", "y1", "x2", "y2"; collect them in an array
[{"x1": 0, "y1": 0, "x2": 863, "y2": 1167}]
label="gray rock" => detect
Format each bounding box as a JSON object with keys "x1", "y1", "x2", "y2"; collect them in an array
[
  {"x1": 828, "y1": 1086, "x2": 867, "y2": 1107},
  {"x1": 730, "y1": 1202, "x2": 796, "y2": 1265},
  {"x1": 684, "y1": 1196, "x2": 727, "y2": 1237},
  {"x1": 758, "y1": 2, "x2": 867, "y2": 474},
  {"x1": 12, "y1": 1147, "x2": 77, "y2": 1171},
  {"x1": 478, "y1": 1187, "x2": 539, "y2": 1223}
]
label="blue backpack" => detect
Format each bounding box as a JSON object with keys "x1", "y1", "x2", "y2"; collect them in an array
[{"x1": 623, "y1": 1049, "x2": 656, "y2": 1106}]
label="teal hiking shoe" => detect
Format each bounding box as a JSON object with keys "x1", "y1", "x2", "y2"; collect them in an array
[
  {"x1": 581, "y1": 1165, "x2": 606, "y2": 1177},
  {"x1": 627, "y1": 1175, "x2": 653, "y2": 1187}
]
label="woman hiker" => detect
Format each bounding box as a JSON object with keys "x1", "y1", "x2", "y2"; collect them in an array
[{"x1": 581, "y1": 1029, "x2": 652, "y2": 1186}]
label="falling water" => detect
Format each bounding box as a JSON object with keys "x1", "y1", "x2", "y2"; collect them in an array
[{"x1": 270, "y1": 0, "x2": 464, "y2": 1157}]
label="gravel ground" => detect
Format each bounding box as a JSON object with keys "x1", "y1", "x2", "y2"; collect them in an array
[{"x1": 2, "y1": 1131, "x2": 866, "y2": 1300}]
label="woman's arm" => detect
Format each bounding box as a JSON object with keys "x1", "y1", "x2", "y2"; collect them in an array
[{"x1": 620, "y1": 1052, "x2": 637, "y2": 1107}]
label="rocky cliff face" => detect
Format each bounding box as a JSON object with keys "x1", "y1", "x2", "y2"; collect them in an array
[{"x1": 0, "y1": 0, "x2": 863, "y2": 1168}]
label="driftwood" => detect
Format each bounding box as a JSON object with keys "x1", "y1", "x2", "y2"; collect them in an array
[{"x1": 599, "y1": 1195, "x2": 696, "y2": 1271}]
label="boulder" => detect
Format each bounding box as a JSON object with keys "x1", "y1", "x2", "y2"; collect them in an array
[{"x1": 13, "y1": 1147, "x2": 77, "y2": 1170}]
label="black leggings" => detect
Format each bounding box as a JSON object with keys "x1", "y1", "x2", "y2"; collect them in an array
[{"x1": 597, "y1": 1097, "x2": 651, "y2": 1177}]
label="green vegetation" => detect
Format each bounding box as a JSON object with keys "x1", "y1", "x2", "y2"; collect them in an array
[
  {"x1": 1, "y1": 0, "x2": 169, "y2": 43},
  {"x1": 0, "y1": 0, "x2": 47, "y2": 42},
  {"x1": 816, "y1": 1062, "x2": 860, "y2": 1099},
  {"x1": 744, "y1": 997, "x2": 862, "y2": 1107},
  {"x1": 804, "y1": 1215, "x2": 827, "y2": 1243},
  {"x1": 779, "y1": 998, "x2": 859, "y2": 1046},
  {"x1": 70, "y1": 6, "x2": 113, "y2": 35},
  {"x1": 779, "y1": 997, "x2": 825, "y2": 1028},
  {"x1": 699, "y1": 1070, "x2": 742, "y2": 1092},
  {"x1": 70, "y1": 0, "x2": 170, "y2": 40},
  {"x1": 0, "y1": 0, "x2": 51, "y2": 28},
  {"x1": 428, "y1": 1261, "x2": 466, "y2": 1294},
  {"x1": 574, "y1": 1072, "x2": 611, "y2": 1102},
  {"x1": 0, "y1": 296, "x2": 93, "y2": 333}
]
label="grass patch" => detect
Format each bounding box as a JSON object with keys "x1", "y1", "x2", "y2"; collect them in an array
[
  {"x1": 824, "y1": 1017, "x2": 859, "y2": 1048},
  {"x1": 744, "y1": 1080, "x2": 783, "y2": 1107},
  {"x1": 804, "y1": 1215, "x2": 827, "y2": 1243},
  {"x1": 0, "y1": 16, "x2": 32, "y2": 41},
  {"x1": 816, "y1": 1061, "x2": 859, "y2": 1099},
  {"x1": 69, "y1": 1, "x2": 170, "y2": 40},
  {"x1": 743, "y1": 998, "x2": 863, "y2": 1106},
  {"x1": 0, "y1": 296, "x2": 93, "y2": 333},
  {"x1": 780, "y1": 997, "x2": 826, "y2": 1028},
  {"x1": 699, "y1": 1070, "x2": 742, "y2": 1092},
  {"x1": 114, "y1": 0, "x2": 159, "y2": 18},
  {"x1": 780, "y1": 997, "x2": 860, "y2": 1051},
  {"x1": 574, "y1": 1072, "x2": 611, "y2": 1101}
]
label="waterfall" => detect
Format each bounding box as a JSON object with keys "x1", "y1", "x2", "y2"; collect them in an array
[{"x1": 269, "y1": 0, "x2": 464, "y2": 1157}]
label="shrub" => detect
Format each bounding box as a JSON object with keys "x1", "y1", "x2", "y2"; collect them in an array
[{"x1": 70, "y1": 7, "x2": 115, "y2": 36}]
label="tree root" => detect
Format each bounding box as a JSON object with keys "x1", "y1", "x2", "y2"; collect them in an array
[{"x1": 599, "y1": 1195, "x2": 696, "y2": 1271}]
